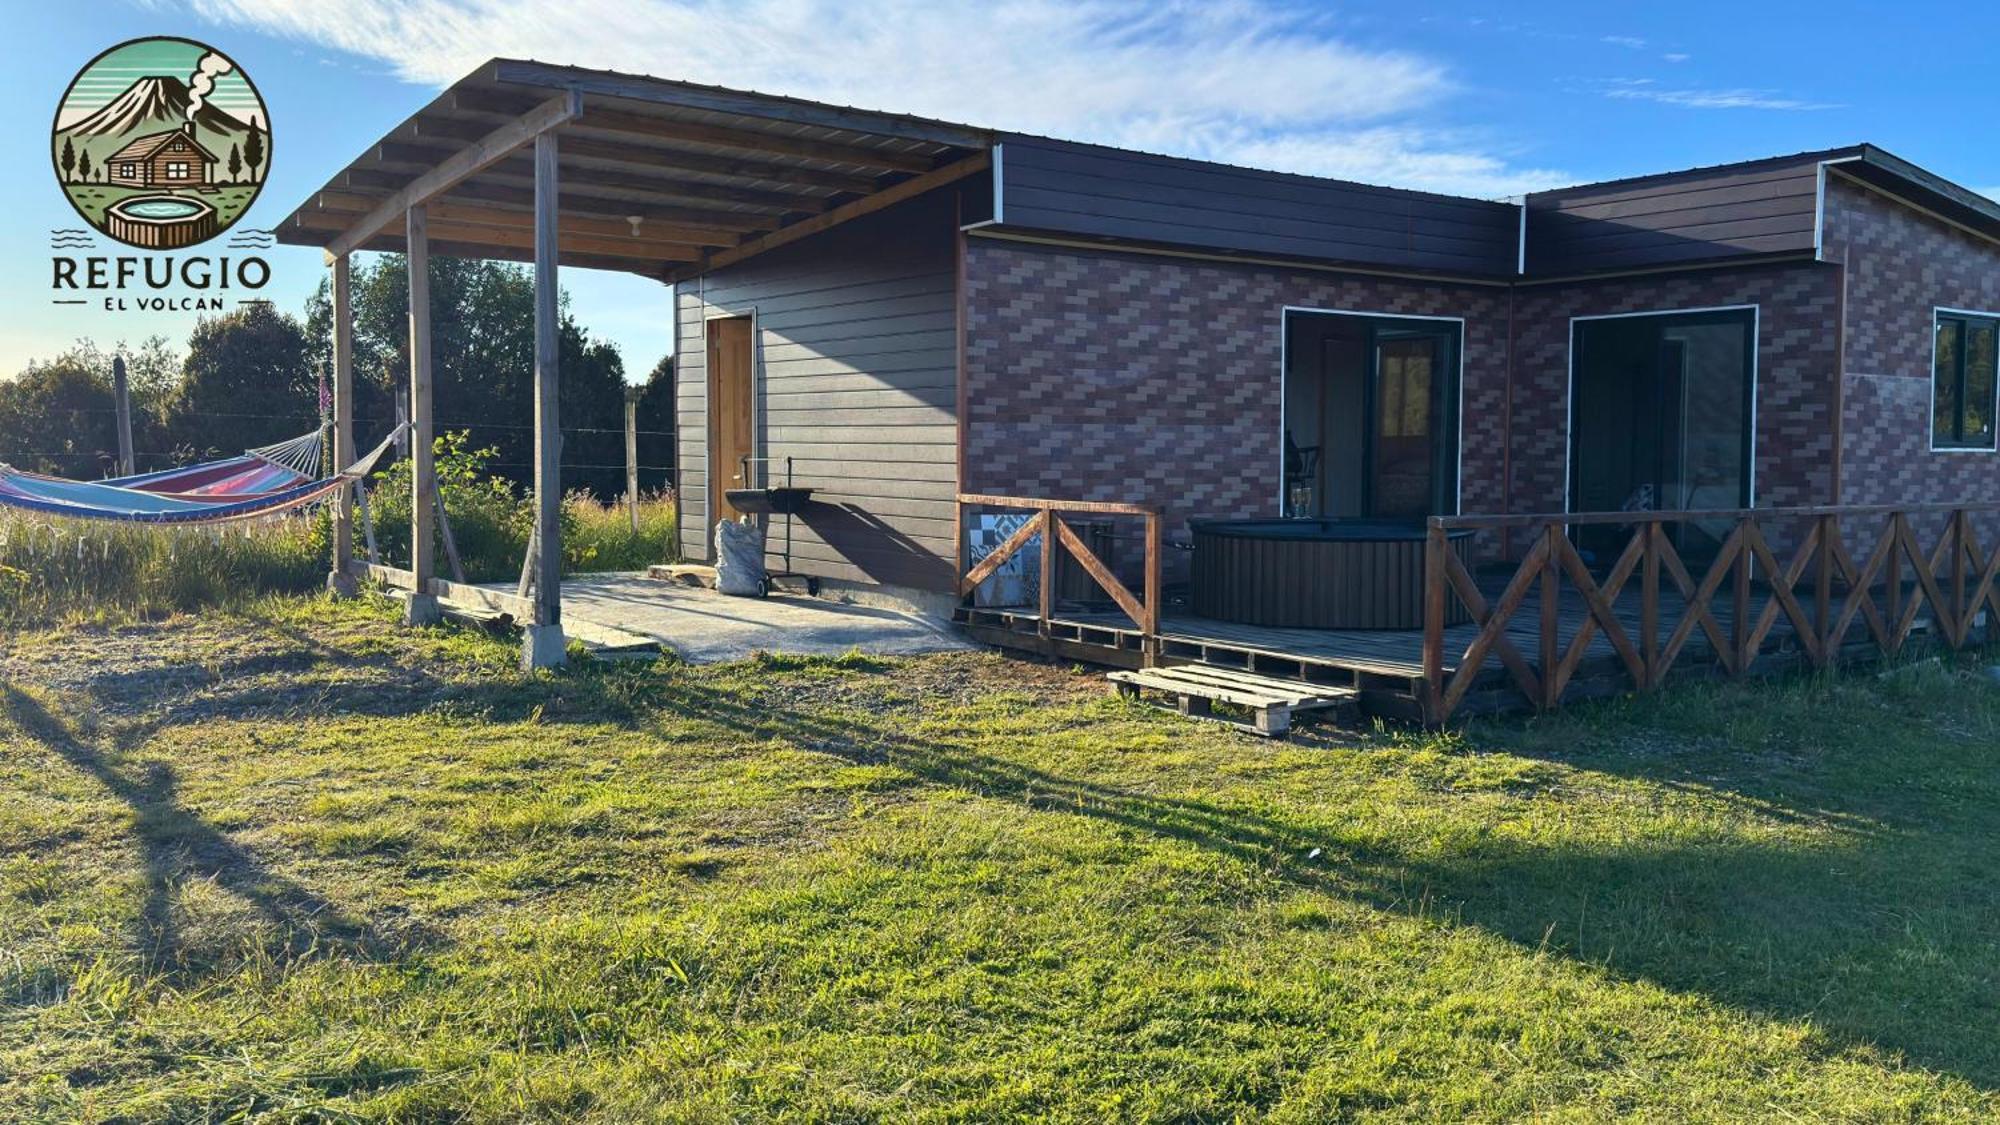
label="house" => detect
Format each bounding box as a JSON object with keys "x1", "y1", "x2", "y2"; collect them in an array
[
  {"x1": 105, "y1": 127, "x2": 216, "y2": 188},
  {"x1": 278, "y1": 61, "x2": 2000, "y2": 716}
]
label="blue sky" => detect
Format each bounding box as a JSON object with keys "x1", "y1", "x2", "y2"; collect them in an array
[{"x1": 7, "y1": 0, "x2": 2000, "y2": 380}]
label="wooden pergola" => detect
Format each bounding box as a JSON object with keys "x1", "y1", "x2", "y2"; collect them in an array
[{"x1": 279, "y1": 59, "x2": 993, "y2": 666}]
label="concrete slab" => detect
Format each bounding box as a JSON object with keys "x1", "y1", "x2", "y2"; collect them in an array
[{"x1": 525, "y1": 573, "x2": 973, "y2": 663}]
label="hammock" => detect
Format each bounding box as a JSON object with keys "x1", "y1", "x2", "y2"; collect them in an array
[{"x1": 0, "y1": 427, "x2": 401, "y2": 525}]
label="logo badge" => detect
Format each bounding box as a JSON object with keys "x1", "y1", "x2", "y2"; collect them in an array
[{"x1": 51, "y1": 36, "x2": 271, "y2": 251}]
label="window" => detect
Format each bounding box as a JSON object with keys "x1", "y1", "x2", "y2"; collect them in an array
[
  {"x1": 165, "y1": 161, "x2": 189, "y2": 179},
  {"x1": 118, "y1": 163, "x2": 135, "y2": 179},
  {"x1": 1934, "y1": 311, "x2": 1998, "y2": 450}
]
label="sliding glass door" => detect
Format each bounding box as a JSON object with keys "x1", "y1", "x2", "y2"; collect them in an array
[{"x1": 1570, "y1": 308, "x2": 1753, "y2": 559}]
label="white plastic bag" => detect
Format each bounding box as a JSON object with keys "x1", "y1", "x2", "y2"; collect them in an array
[{"x1": 714, "y1": 518, "x2": 766, "y2": 596}]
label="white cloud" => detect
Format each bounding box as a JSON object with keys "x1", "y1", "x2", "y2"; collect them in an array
[
  {"x1": 1600, "y1": 78, "x2": 1839, "y2": 111},
  {"x1": 1662, "y1": 52, "x2": 1691, "y2": 63},
  {"x1": 173, "y1": 0, "x2": 1569, "y2": 198},
  {"x1": 1601, "y1": 35, "x2": 1648, "y2": 49}
]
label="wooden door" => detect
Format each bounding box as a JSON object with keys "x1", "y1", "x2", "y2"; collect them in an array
[{"x1": 706, "y1": 316, "x2": 755, "y2": 528}]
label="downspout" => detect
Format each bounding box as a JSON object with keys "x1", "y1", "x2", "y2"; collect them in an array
[{"x1": 1503, "y1": 284, "x2": 1517, "y2": 561}]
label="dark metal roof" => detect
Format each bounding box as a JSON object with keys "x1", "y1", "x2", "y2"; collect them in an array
[{"x1": 280, "y1": 58, "x2": 2000, "y2": 282}]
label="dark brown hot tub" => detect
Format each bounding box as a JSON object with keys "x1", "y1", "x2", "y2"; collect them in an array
[{"x1": 1190, "y1": 519, "x2": 1473, "y2": 630}]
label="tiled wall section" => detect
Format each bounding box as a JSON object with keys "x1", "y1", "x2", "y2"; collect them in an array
[
  {"x1": 964, "y1": 239, "x2": 1842, "y2": 566},
  {"x1": 960, "y1": 240, "x2": 1514, "y2": 542},
  {"x1": 1509, "y1": 262, "x2": 1842, "y2": 515},
  {"x1": 1824, "y1": 177, "x2": 2000, "y2": 505}
]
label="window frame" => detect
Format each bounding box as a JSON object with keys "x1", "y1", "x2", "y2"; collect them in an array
[
  {"x1": 1931, "y1": 307, "x2": 2000, "y2": 453},
  {"x1": 165, "y1": 161, "x2": 189, "y2": 179}
]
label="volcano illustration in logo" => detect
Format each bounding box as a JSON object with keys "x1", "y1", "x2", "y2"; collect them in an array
[{"x1": 51, "y1": 37, "x2": 271, "y2": 250}]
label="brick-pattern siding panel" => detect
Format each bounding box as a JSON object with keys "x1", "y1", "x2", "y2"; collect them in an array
[
  {"x1": 1825, "y1": 178, "x2": 2000, "y2": 506},
  {"x1": 961, "y1": 241, "x2": 1512, "y2": 555},
  {"x1": 1510, "y1": 264, "x2": 1841, "y2": 515}
]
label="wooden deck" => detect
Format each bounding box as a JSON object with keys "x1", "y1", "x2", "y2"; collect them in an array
[{"x1": 958, "y1": 571, "x2": 1940, "y2": 720}]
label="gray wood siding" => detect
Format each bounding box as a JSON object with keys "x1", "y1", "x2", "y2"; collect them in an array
[
  {"x1": 1525, "y1": 155, "x2": 1824, "y2": 275},
  {"x1": 995, "y1": 136, "x2": 1520, "y2": 277},
  {"x1": 675, "y1": 188, "x2": 961, "y2": 592}
]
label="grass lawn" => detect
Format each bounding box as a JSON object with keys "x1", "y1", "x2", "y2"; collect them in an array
[{"x1": 2, "y1": 597, "x2": 1998, "y2": 1120}]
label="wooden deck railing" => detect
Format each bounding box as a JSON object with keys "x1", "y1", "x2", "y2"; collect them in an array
[
  {"x1": 956, "y1": 493, "x2": 1163, "y2": 636},
  {"x1": 1422, "y1": 504, "x2": 2000, "y2": 725}
]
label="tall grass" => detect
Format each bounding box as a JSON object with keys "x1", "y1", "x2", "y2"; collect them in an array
[{"x1": 0, "y1": 511, "x2": 329, "y2": 625}]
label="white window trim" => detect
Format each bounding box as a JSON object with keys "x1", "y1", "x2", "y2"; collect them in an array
[
  {"x1": 1277, "y1": 306, "x2": 1468, "y2": 518},
  {"x1": 1565, "y1": 304, "x2": 1761, "y2": 512},
  {"x1": 1930, "y1": 306, "x2": 2000, "y2": 454}
]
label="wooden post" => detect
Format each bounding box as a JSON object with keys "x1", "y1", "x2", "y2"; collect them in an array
[
  {"x1": 1815, "y1": 515, "x2": 1835, "y2": 666},
  {"x1": 1422, "y1": 521, "x2": 1447, "y2": 725},
  {"x1": 327, "y1": 254, "x2": 357, "y2": 596},
  {"x1": 1037, "y1": 508, "x2": 1054, "y2": 641},
  {"x1": 111, "y1": 354, "x2": 134, "y2": 477},
  {"x1": 1641, "y1": 521, "x2": 1661, "y2": 689},
  {"x1": 1733, "y1": 517, "x2": 1752, "y2": 672},
  {"x1": 624, "y1": 385, "x2": 642, "y2": 533},
  {"x1": 1143, "y1": 510, "x2": 1162, "y2": 638},
  {"x1": 1952, "y1": 509, "x2": 1969, "y2": 648},
  {"x1": 404, "y1": 205, "x2": 440, "y2": 624},
  {"x1": 1886, "y1": 515, "x2": 1904, "y2": 655},
  {"x1": 523, "y1": 129, "x2": 567, "y2": 668},
  {"x1": 1540, "y1": 523, "x2": 1561, "y2": 710}
]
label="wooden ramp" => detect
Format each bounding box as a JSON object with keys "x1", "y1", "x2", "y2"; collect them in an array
[{"x1": 1109, "y1": 665, "x2": 1356, "y2": 736}]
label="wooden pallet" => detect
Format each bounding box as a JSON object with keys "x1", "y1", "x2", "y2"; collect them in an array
[{"x1": 1108, "y1": 664, "x2": 1356, "y2": 736}]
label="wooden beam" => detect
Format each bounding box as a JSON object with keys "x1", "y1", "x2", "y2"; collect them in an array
[
  {"x1": 328, "y1": 253, "x2": 356, "y2": 595},
  {"x1": 293, "y1": 208, "x2": 701, "y2": 262},
  {"x1": 408, "y1": 121, "x2": 883, "y2": 194},
  {"x1": 531, "y1": 130, "x2": 564, "y2": 637},
  {"x1": 370, "y1": 141, "x2": 828, "y2": 212},
  {"x1": 491, "y1": 59, "x2": 993, "y2": 150},
  {"x1": 311, "y1": 191, "x2": 736, "y2": 248},
  {"x1": 669, "y1": 152, "x2": 991, "y2": 282},
  {"x1": 341, "y1": 168, "x2": 774, "y2": 232},
  {"x1": 407, "y1": 205, "x2": 437, "y2": 608},
  {"x1": 455, "y1": 89, "x2": 941, "y2": 173},
  {"x1": 325, "y1": 91, "x2": 579, "y2": 260}
]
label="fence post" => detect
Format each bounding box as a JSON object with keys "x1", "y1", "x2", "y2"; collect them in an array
[
  {"x1": 1143, "y1": 510, "x2": 1162, "y2": 638},
  {"x1": 1641, "y1": 520, "x2": 1661, "y2": 689},
  {"x1": 1886, "y1": 513, "x2": 1904, "y2": 655},
  {"x1": 1732, "y1": 517, "x2": 1752, "y2": 673},
  {"x1": 1037, "y1": 508, "x2": 1053, "y2": 642},
  {"x1": 1811, "y1": 514, "x2": 1832, "y2": 667},
  {"x1": 1540, "y1": 523, "x2": 1561, "y2": 710},
  {"x1": 1422, "y1": 521, "x2": 1447, "y2": 725},
  {"x1": 624, "y1": 386, "x2": 642, "y2": 534},
  {"x1": 1952, "y1": 508, "x2": 1969, "y2": 648}
]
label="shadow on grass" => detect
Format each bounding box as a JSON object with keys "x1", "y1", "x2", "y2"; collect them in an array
[
  {"x1": 0, "y1": 683, "x2": 431, "y2": 981},
  {"x1": 625, "y1": 663, "x2": 2000, "y2": 1091},
  {"x1": 12, "y1": 605, "x2": 1999, "y2": 1090}
]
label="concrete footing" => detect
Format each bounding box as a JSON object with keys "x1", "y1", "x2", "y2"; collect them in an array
[
  {"x1": 326, "y1": 570, "x2": 358, "y2": 599},
  {"x1": 401, "y1": 591, "x2": 442, "y2": 626},
  {"x1": 521, "y1": 623, "x2": 568, "y2": 670}
]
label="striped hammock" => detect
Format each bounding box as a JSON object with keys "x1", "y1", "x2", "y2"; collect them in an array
[{"x1": 0, "y1": 427, "x2": 400, "y2": 525}]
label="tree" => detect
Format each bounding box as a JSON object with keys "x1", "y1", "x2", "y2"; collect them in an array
[
  {"x1": 60, "y1": 137, "x2": 75, "y2": 182},
  {"x1": 77, "y1": 150, "x2": 91, "y2": 182},
  {"x1": 243, "y1": 122, "x2": 264, "y2": 182},
  {"x1": 305, "y1": 255, "x2": 637, "y2": 496},
  {"x1": 0, "y1": 354, "x2": 115, "y2": 475},
  {"x1": 635, "y1": 354, "x2": 678, "y2": 492},
  {"x1": 227, "y1": 142, "x2": 241, "y2": 182},
  {"x1": 169, "y1": 303, "x2": 314, "y2": 458}
]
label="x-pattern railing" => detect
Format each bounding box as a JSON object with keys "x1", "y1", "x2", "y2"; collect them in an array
[
  {"x1": 1423, "y1": 504, "x2": 2000, "y2": 724},
  {"x1": 956, "y1": 493, "x2": 1163, "y2": 636}
]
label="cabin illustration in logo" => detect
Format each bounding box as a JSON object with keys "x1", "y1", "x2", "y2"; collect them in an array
[
  {"x1": 105, "y1": 126, "x2": 220, "y2": 189},
  {"x1": 51, "y1": 37, "x2": 270, "y2": 250}
]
